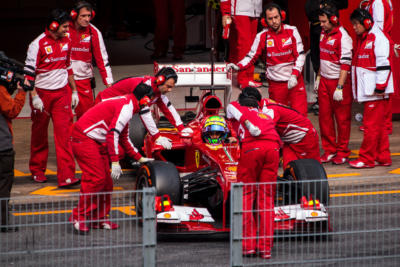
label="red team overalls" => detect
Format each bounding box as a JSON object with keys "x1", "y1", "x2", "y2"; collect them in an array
[{"x1": 227, "y1": 101, "x2": 280, "y2": 254}]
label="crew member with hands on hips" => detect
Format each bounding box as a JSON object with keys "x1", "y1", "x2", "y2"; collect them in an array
[
  {"x1": 227, "y1": 3, "x2": 308, "y2": 116},
  {"x1": 315, "y1": 6, "x2": 353, "y2": 165},
  {"x1": 24, "y1": 9, "x2": 79, "y2": 187},
  {"x1": 69, "y1": 83, "x2": 155, "y2": 234},
  {"x1": 226, "y1": 90, "x2": 281, "y2": 260},
  {"x1": 96, "y1": 67, "x2": 193, "y2": 150},
  {"x1": 68, "y1": 1, "x2": 113, "y2": 119}
]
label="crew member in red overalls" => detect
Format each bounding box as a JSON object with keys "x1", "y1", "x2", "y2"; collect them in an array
[
  {"x1": 363, "y1": 0, "x2": 394, "y2": 135},
  {"x1": 220, "y1": 0, "x2": 263, "y2": 88},
  {"x1": 228, "y1": 3, "x2": 307, "y2": 115},
  {"x1": 68, "y1": 1, "x2": 113, "y2": 119},
  {"x1": 227, "y1": 92, "x2": 280, "y2": 259},
  {"x1": 96, "y1": 67, "x2": 193, "y2": 149},
  {"x1": 315, "y1": 6, "x2": 353, "y2": 164},
  {"x1": 24, "y1": 9, "x2": 79, "y2": 186},
  {"x1": 69, "y1": 83, "x2": 154, "y2": 234},
  {"x1": 349, "y1": 8, "x2": 393, "y2": 168}
]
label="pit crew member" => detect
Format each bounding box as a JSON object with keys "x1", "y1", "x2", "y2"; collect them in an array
[
  {"x1": 240, "y1": 87, "x2": 320, "y2": 168},
  {"x1": 349, "y1": 8, "x2": 393, "y2": 168},
  {"x1": 228, "y1": 3, "x2": 308, "y2": 115},
  {"x1": 24, "y1": 9, "x2": 79, "y2": 186},
  {"x1": 363, "y1": 0, "x2": 394, "y2": 134},
  {"x1": 315, "y1": 6, "x2": 353, "y2": 164},
  {"x1": 68, "y1": 1, "x2": 113, "y2": 119},
  {"x1": 96, "y1": 67, "x2": 192, "y2": 149},
  {"x1": 220, "y1": 0, "x2": 263, "y2": 88},
  {"x1": 69, "y1": 83, "x2": 154, "y2": 234},
  {"x1": 227, "y1": 93, "x2": 280, "y2": 259}
]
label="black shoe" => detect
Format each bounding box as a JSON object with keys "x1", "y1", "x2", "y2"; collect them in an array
[{"x1": 1, "y1": 226, "x2": 19, "y2": 233}]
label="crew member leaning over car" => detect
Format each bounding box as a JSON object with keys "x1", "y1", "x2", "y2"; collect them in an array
[
  {"x1": 95, "y1": 67, "x2": 192, "y2": 150},
  {"x1": 226, "y1": 92, "x2": 280, "y2": 260},
  {"x1": 69, "y1": 83, "x2": 154, "y2": 234},
  {"x1": 239, "y1": 87, "x2": 320, "y2": 168}
]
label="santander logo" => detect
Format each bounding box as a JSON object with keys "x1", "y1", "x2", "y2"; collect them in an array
[{"x1": 171, "y1": 65, "x2": 226, "y2": 73}]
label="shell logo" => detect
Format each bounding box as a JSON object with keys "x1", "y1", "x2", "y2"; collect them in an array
[
  {"x1": 267, "y1": 39, "x2": 274, "y2": 48},
  {"x1": 163, "y1": 213, "x2": 171, "y2": 219},
  {"x1": 45, "y1": 46, "x2": 53, "y2": 55},
  {"x1": 311, "y1": 211, "x2": 318, "y2": 217}
]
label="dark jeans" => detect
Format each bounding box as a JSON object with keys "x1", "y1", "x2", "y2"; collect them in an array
[{"x1": 0, "y1": 149, "x2": 14, "y2": 226}]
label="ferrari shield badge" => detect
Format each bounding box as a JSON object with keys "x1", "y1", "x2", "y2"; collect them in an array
[{"x1": 195, "y1": 150, "x2": 200, "y2": 168}]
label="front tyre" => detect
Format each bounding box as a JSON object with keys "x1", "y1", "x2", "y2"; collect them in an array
[
  {"x1": 283, "y1": 159, "x2": 330, "y2": 205},
  {"x1": 135, "y1": 161, "x2": 182, "y2": 215}
]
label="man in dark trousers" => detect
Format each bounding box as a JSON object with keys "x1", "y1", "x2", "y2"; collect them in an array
[{"x1": 0, "y1": 80, "x2": 26, "y2": 232}]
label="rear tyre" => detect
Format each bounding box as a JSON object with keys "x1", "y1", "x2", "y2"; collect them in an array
[
  {"x1": 283, "y1": 159, "x2": 329, "y2": 205},
  {"x1": 135, "y1": 161, "x2": 182, "y2": 215}
]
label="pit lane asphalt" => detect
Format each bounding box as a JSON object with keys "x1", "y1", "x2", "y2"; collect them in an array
[{"x1": 8, "y1": 64, "x2": 400, "y2": 266}]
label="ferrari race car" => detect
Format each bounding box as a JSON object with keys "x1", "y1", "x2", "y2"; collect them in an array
[{"x1": 131, "y1": 63, "x2": 329, "y2": 235}]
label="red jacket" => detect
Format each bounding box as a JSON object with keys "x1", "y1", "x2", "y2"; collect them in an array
[
  {"x1": 237, "y1": 25, "x2": 305, "y2": 82},
  {"x1": 352, "y1": 25, "x2": 393, "y2": 102},
  {"x1": 226, "y1": 101, "x2": 280, "y2": 143},
  {"x1": 74, "y1": 94, "x2": 142, "y2": 162},
  {"x1": 68, "y1": 22, "x2": 113, "y2": 85},
  {"x1": 0, "y1": 86, "x2": 26, "y2": 139},
  {"x1": 260, "y1": 98, "x2": 315, "y2": 144},
  {"x1": 24, "y1": 29, "x2": 73, "y2": 89},
  {"x1": 319, "y1": 26, "x2": 352, "y2": 80},
  {"x1": 97, "y1": 76, "x2": 184, "y2": 139},
  {"x1": 366, "y1": 0, "x2": 393, "y2": 35}
]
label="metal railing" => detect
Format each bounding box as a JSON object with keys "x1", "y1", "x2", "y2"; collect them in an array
[
  {"x1": 230, "y1": 175, "x2": 400, "y2": 266},
  {"x1": 0, "y1": 188, "x2": 156, "y2": 267}
]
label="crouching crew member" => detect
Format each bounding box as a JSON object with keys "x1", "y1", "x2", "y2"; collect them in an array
[
  {"x1": 316, "y1": 6, "x2": 353, "y2": 164},
  {"x1": 349, "y1": 8, "x2": 393, "y2": 168},
  {"x1": 226, "y1": 92, "x2": 281, "y2": 259},
  {"x1": 234, "y1": 87, "x2": 320, "y2": 167},
  {"x1": 96, "y1": 67, "x2": 193, "y2": 150},
  {"x1": 69, "y1": 83, "x2": 154, "y2": 234}
]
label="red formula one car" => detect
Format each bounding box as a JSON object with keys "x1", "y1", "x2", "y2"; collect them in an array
[
  {"x1": 132, "y1": 91, "x2": 329, "y2": 236},
  {"x1": 131, "y1": 62, "x2": 329, "y2": 235}
]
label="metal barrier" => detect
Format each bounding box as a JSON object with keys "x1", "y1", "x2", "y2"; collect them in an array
[
  {"x1": 230, "y1": 175, "x2": 400, "y2": 266},
  {"x1": 0, "y1": 188, "x2": 156, "y2": 267}
]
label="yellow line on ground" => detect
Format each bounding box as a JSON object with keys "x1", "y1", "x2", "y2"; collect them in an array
[
  {"x1": 12, "y1": 205, "x2": 136, "y2": 216},
  {"x1": 390, "y1": 168, "x2": 400, "y2": 174},
  {"x1": 331, "y1": 190, "x2": 400, "y2": 197},
  {"x1": 327, "y1": 173, "x2": 361, "y2": 178}
]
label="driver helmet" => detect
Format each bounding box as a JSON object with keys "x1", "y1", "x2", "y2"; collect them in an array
[{"x1": 202, "y1": 116, "x2": 229, "y2": 145}]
